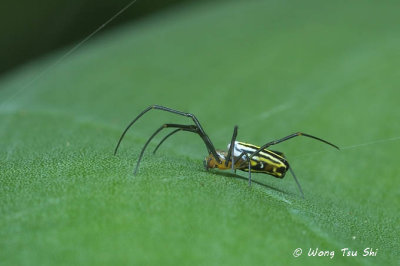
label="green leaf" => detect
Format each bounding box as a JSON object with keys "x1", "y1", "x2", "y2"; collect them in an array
[{"x1": 1, "y1": 1, "x2": 399, "y2": 265}]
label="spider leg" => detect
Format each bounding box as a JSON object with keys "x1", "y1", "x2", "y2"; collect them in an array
[
  {"x1": 153, "y1": 124, "x2": 221, "y2": 155},
  {"x1": 153, "y1": 128, "x2": 182, "y2": 154},
  {"x1": 249, "y1": 132, "x2": 339, "y2": 160},
  {"x1": 203, "y1": 157, "x2": 212, "y2": 172},
  {"x1": 243, "y1": 152, "x2": 252, "y2": 186},
  {"x1": 288, "y1": 165, "x2": 304, "y2": 198},
  {"x1": 114, "y1": 105, "x2": 220, "y2": 162},
  {"x1": 232, "y1": 150, "x2": 253, "y2": 185},
  {"x1": 134, "y1": 123, "x2": 199, "y2": 174},
  {"x1": 225, "y1": 126, "x2": 238, "y2": 171},
  {"x1": 236, "y1": 152, "x2": 303, "y2": 196},
  {"x1": 246, "y1": 132, "x2": 338, "y2": 198}
]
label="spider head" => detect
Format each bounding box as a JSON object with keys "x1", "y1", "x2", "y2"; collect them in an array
[{"x1": 204, "y1": 150, "x2": 229, "y2": 170}]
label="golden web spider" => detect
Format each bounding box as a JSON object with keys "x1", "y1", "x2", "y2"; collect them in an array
[{"x1": 114, "y1": 105, "x2": 339, "y2": 197}]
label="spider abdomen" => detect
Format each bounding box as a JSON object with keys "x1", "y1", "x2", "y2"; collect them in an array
[{"x1": 233, "y1": 141, "x2": 289, "y2": 178}]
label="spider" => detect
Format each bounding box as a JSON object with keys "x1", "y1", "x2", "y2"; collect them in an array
[{"x1": 114, "y1": 105, "x2": 339, "y2": 197}]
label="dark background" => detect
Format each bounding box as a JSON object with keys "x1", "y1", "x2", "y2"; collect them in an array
[{"x1": 0, "y1": 0, "x2": 194, "y2": 75}]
